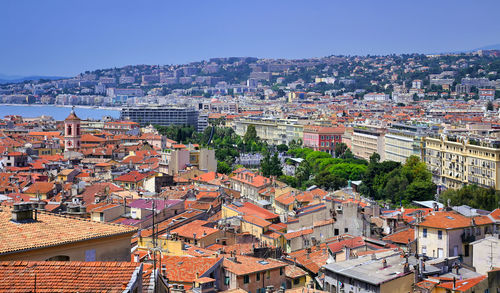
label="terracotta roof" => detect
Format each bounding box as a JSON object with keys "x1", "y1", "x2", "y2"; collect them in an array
[
  {"x1": 223, "y1": 255, "x2": 286, "y2": 275},
  {"x1": 0, "y1": 206, "x2": 137, "y2": 255},
  {"x1": 418, "y1": 211, "x2": 493, "y2": 229},
  {"x1": 242, "y1": 214, "x2": 272, "y2": 228},
  {"x1": 161, "y1": 255, "x2": 222, "y2": 283},
  {"x1": 287, "y1": 244, "x2": 329, "y2": 274},
  {"x1": 437, "y1": 275, "x2": 487, "y2": 292},
  {"x1": 114, "y1": 170, "x2": 155, "y2": 183},
  {"x1": 285, "y1": 265, "x2": 308, "y2": 278},
  {"x1": 65, "y1": 111, "x2": 80, "y2": 121},
  {"x1": 327, "y1": 236, "x2": 366, "y2": 254},
  {"x1": 23, "y1": 182, "x2": 55, "y2": 195},
  {"x1": 206, "y1": 243, "x2": 255, "y2": 255},
  {"x1": 490, "y1": 209, "x2": 500, "y2": 221},
  {"x1": 284, "y1": 229, "x2": 313, "y2": 240},
  {"x1": 0, "y1": 261, "x2": 140, "y2": 292},
  {"x1": 227, "y1": 202, "x2": 279, "y2": 221},
  {"x1": 170, "y1": 220, "x2": 219, "y2": 239},
  {"x1": 382, "y1": 228, "x2": 415, "y2": 244}
]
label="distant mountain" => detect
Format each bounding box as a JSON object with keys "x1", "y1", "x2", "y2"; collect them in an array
[
  {"x1": 0, "y1": 74, "x2": 67, "y2": 84},
  {"x1": 472, "y1": 43, "x2": 500, "y2": 51}
]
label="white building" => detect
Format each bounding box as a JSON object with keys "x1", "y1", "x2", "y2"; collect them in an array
[{"x1": 363, "y1": 93, "x2": 390, "y2": 101}]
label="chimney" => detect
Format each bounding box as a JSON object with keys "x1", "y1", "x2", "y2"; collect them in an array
[
  {"x1": 371, "y1": 253, "x2": 377, "y2": 260},
  {"x1": 134, "y1": 253, "x2": 140, "y2": 262},
  {"x1": 11, "y1": 202, "x2": 35, "y2": 222},
  {"x1": 382, "y1": 258, "x2": 388, "y2": 268}
]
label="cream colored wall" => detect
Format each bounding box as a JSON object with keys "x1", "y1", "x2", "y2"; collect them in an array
[
  {"x1": 416, "y1": 226, "x2": 452, "y2": 258},
  {"x1": 0, "y1": 233, "x2": 134, "y2": 262}
]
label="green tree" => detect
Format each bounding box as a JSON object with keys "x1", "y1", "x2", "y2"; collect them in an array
[
  {"x1": 270, "y1": 152, "x2": 283, "y2": 177},
  {"x1": 334, "y1": 142, "x2": 348, "y2": 158},
  {"x1": 314, "y1": 170, "x2": 347, "y2": 191},
  {"x1": 487, "y1": 100, "x2": 494, "y2": 111},
  {"x1": 243, "y1": 125, "x2": 258, "y2": 144},
  {"x1": 277, "y1": 144, "x2": 288, "y2": 153},
  {"x1": 295, "y1": 160, "x2": 312, "y2": 188},
  {"x1": 217, "y1": 161, "x2": 232, "y2": 174}
]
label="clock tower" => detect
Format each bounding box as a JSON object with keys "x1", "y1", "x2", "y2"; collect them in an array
[{"x1": 64, "y1": 107, "x2": 81, "y2": 152}]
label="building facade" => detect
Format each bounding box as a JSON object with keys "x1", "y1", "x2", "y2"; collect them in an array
[
  {"x1": 351, "y1": 126, "x2": 387, "y2": 161},
  {"x1": 64, "y1": 109, "x2": 81, "y2": 152},
  {"x1": 384, "y1": 124, "x2": 426, "y2": 164},
  {"x1": 424, "y1": 136, "x2": 500, "y2": 190},
  {"x1": 233, "y1": 117, "x2": 303, "y2": 145},
  {"x1": 121, "y1": 106, "x2": 199, "y2": 129},
  {"x1": 303, "y1": 125, "x2": 344, "y2": 155}
]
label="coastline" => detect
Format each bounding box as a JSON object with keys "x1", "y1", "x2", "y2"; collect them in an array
[{"x1": 0, "y1": 104, "x2": 122, "y2": 111}]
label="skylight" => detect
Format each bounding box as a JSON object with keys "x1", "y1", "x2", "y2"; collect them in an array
[
  {"x1": 258, "y1": 260, "x2": 269, "y2": 265},
  {"x1": 446, "y1": 216, "x2": 455, "y2": 220}
]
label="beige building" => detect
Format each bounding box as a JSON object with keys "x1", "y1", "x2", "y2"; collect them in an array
[
  {"x1": 471, "y1": 236, "x2": 500, "y2": 275},
  {"x1": 229, "y1": 169, "x2": 272, "y2": 202},
  {"x1": 233, "y1": 117, "x2": 303, "y2": 145},
  {"x1": 415, "y1": 210, "x2": 494, "y2": 265},
  {"x1": 351, "y1": 126, "x2": 387, "y2": 161},
  {"x1": 424, "y1": 135, "x2": 500, "y2": 190},
  {"x1": 0, "y1": 203, "x2": 136, "y2": 261},
  {"x1": 323, "y1": 250, "x2": 414, "y2": 293},
  {"x1": 384, "y1": 124, "x2": 426, "y2": 164}
]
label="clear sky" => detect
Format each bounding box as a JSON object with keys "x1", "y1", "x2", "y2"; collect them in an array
[{"x1": 1, "y1": 0, "x2": 500, "y2": 76}]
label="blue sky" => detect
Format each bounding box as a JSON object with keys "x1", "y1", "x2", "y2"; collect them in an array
[{"x1": 1, "y1": 0, "x2": 500, "y2": 76}]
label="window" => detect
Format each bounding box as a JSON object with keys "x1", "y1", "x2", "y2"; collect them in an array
[
  {"x1": 423, "y1": 228, "x2": 427, "y2": 238},
  {"x1": 266, "y1": 271, "x2": 270, "y2": 279},
  {"x1": 46, "y1": 255, "x2": 70, "y2": 261},
  {"x1": 422, "y1": 246, "x2": 427, "y2": 255},
  {"x1": 280, "y1": 267, "x2": 284, "y2": 275},
  {"x1": 438, "y1": 230, "x2": 442, "y2": 240},
  {"x1": 224, "y1": 276, "x2": 230, "y2": 286},
  {"x1": 464, "y1": 244, "x2": 470, "y2": 257},
  {"x1": 256, "y1": 272, "x2": 260, "y2": 281},
  {"x1": 344, "y1": 228, "x2": 348, "y2": 233},
  {"x1": 294, "y1": 278, "x2": 300, "y2": 285},
  {"x1": 334, "y1": 229, "x2": 339, "y2": 236},
  {"x1": 243, "y1": 275, "x2": 250, "y2": 284}
]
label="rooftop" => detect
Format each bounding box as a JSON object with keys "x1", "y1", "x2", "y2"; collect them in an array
[
  {"x1": 0, "y1": 206, "x2": 137, "y2": 255},
  {"x1": 0, "y1": 261, "x2": 140, "y2": 292},
  {"x1": 323, "y1": 250, "x2": 411, "y2": 285}
]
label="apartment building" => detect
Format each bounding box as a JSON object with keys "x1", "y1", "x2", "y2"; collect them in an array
[
  {"x1": 351, "y1": 126, "x2": 387, "y2": 161},
  {"x1": 303, "y1": 125, "x2": 344, "y2": 155},
  {"x1": 424, "y1": 135, "x2": 500, "y2": 190},
  {"x1": 233, "y1": 117, "x2": 303, "y2": 145},
  {"x1": 415, "y1": 210, "x2": 494, "y2": 265},
  {"x1": 121, "y1": 105, "x2": 199, "y2": 129},
  {"x1": 384, "y1": 124, "x2": 426, "y2": 164}
]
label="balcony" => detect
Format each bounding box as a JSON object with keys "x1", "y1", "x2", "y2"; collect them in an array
[{"x1": 461, "y1": 233, "x2": 476, "y2": 243}]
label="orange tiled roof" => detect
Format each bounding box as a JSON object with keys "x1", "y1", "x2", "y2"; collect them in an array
[
  {"x1": 437, "y1": 275, "x2": 487, "y2": 292},
  {"x1": 170, "y1": 220, "x2": 219, "y2": 239},
  {"x1": 382, "y1": 228, "x2": 415, "y2": 244},
  {"x1": 418, "y1": 211, "x2": 493, "y2": 229},
  {"x1": 0, "y1": 206, "x2": 137, "y2": 255},
  {"x1": 223, "y1": 255, "x2": 286, "y2": 276},
  {"x1": 23, "y1": 181, "x2": 55, "y2": 195},
  {"x1": 161, "y1": 255, "x2": 222, "y2": 284},
  {"x1": 0, "y1": 261, "x2": 140, "y2": 292},
  {"x1": 285, "y1": 265, "x2": 308, "y2": 278}
]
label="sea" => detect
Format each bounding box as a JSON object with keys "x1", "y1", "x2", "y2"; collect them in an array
[{"x1": 0, "y1": 104, "x2": 121, "y2": 120}]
